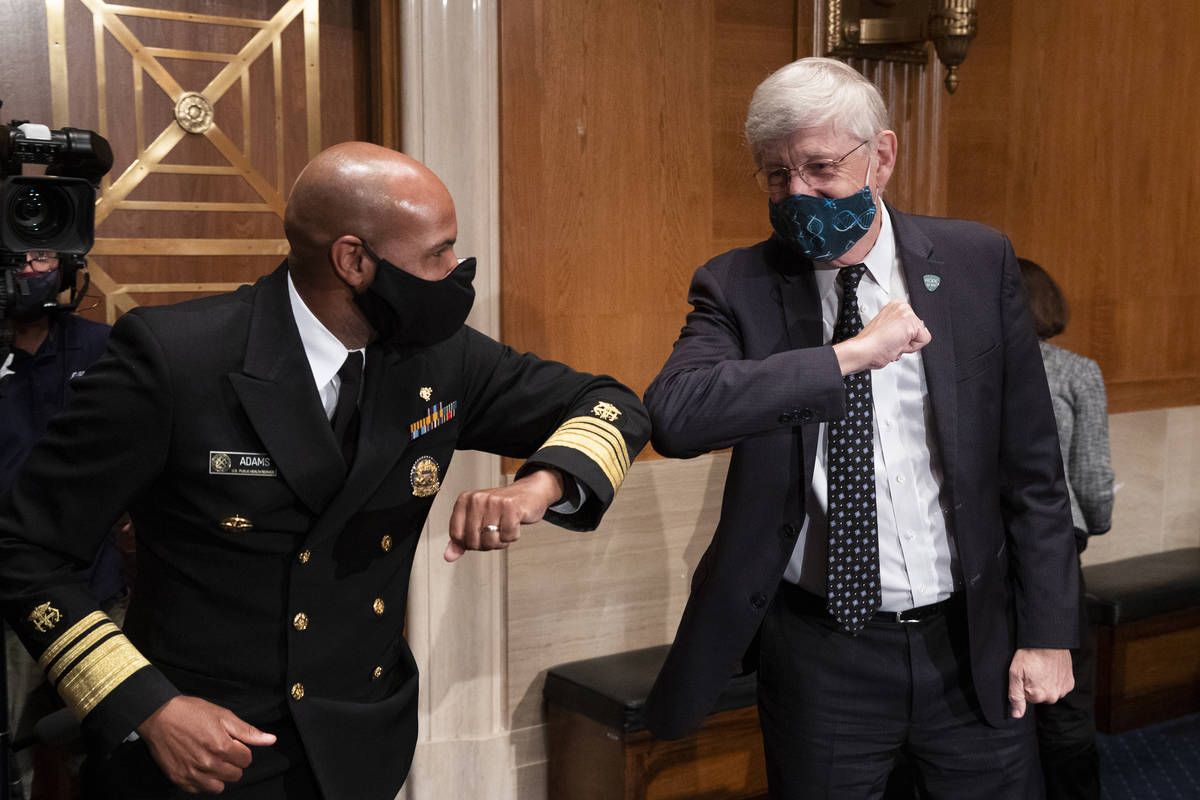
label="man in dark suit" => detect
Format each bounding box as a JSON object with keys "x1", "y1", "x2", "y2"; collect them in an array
[
  {"x1": 0, "y1": 142, "x2": 649, "y2": 798},
  {"x1": 643, "y1": 58, "x2": 1077, "y2": 798}
]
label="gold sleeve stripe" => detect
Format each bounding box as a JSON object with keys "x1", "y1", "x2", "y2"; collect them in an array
[
  {"x1": 556, "y1": 417, "x2": 631, "y2": 471},
  {"x1": 37, "y1": 610, "x2": 108, "y2": 672},
  {"x1": 56, "y1": 633, "x2": 152, "y2": 718},
  {"x1": 45, "y1": 620, "x2": 122, "y2": 684},
  {"x1": 542, "y1": 431, "x2": 622, "y2": 489},
  {"x1": 35, "y1": 610, "x2": 150, "y2": 719},
  {"x1": 539, "y1": 416, "x2": 631, "y2": 491}
]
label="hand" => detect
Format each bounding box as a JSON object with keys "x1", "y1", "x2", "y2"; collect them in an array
[
  {"x1": 833, "y1": 300, "x2": 931, "y2": 374},
  {"x1": 444, "y1": 468, "x2": 565, "y2": 563},
  {"x1": 137, "y1": 695, "x2": 277, "y2": 794},
  {"x1": 1007, "y1": 647, "x2": 1074, "y2": 719}
]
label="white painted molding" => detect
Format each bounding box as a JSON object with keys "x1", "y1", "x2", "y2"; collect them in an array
[{"x1": 398, "y1": 1, "x2": 509, "y2": 798}]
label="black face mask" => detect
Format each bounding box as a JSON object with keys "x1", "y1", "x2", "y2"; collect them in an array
[
  {"x1": 354, "y1": 242, "x2": 476, "y2": 349},
  {"x1": 10, "y1": 269, "x2": 61, "y2": 322}
]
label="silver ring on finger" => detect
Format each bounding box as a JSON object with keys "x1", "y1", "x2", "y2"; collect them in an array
[{"x1": 482, "y1": 524, "x2": 500, "y2": 533}]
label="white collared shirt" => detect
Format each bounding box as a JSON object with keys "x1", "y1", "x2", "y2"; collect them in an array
[
  {"x1": 286, "y1": 272, "x2": 364, "y2": 418},
  {"x1": 284, "y1": 271, "x2": 584, "y2": 513},
  {"x1": 783, "y1": 205, "x2": 957, "y2": 611}
]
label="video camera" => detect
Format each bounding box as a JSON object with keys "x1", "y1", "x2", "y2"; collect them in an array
[{"x1": 0, "y1": 99, "x2": 113, "y2": 362}]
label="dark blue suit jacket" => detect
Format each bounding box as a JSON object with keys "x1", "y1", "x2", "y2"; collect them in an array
[{"x1": 643, "y1": 207, "x2": 1078, "y2": 739}]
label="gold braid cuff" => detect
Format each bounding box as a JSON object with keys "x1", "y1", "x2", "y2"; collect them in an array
[
  {"x1": 537, "y1": 416, "x2": 631, "y2": 492},
  {"x1": 37, "y1": 611, "x2": 151, "y2": 719}
]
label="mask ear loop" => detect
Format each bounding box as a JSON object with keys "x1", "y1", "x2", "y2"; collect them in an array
[{"x1": 358, "y1": 239, "x2": 381, "y2": 264}]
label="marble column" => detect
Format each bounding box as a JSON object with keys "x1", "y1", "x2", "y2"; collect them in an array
[{"x1": 397, "y1": 1, "x2": 513, "y2": 798}]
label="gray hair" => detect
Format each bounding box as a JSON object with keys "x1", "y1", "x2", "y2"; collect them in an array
[{"x1": 745, "y1": 58, "x2": 890, "y2": 162}]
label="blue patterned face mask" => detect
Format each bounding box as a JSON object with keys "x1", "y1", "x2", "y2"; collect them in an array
[{"x1": 768, "y1": 164, "x2": 877, "y2": 262}]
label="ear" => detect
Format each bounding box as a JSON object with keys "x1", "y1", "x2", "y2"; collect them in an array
[
  {"x1": 330, "y1": 235, "x2": 375, "y2": 292},
  {"x1": 872, "y1": 130, "x2": 898, "y2": 194}
]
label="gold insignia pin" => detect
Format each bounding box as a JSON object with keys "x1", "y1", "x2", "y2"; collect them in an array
[
  {"x1": 410, "y1": 456, "x2": 441, "y2": 497},
  {"x1": 591, "y1": 401, "x2": 622, "y2": 422},
  {"x1": 28, "y1": 601, "x2": 62, "y2": 633},
  {"x1": 219, "y1": 515, "x2": 254, "y2": 532},
  {"x1": 419, "y1": 386, "x2": 433, "y2": 402}
]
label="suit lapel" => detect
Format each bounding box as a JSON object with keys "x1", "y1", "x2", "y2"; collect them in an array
[
  {"x1": 774, "y1": 242, "x2": 824, "y2": 353},
  {"x1": 228, "y1": 265, "x2": 345, "y2": 515},
  {"x1": 891, "y1": 209, "x2": 957, "y2": 496},
  {"x1": 772, "y1": 239, "x2": 825, "y2": 482}
]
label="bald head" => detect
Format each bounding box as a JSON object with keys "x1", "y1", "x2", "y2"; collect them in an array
[{"x1": 284, "y1": 142, "x2": 456, "y2": 285}]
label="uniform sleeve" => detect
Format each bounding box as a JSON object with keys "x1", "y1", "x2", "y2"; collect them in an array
[
  {"x1": 454, "y1": 328, "x2": 650, "y2": 531},
  {"x1": 0, "y1": 311, "x2": 180, "y2": 751},
  {"x1": 1069, "y1": 360, "x2": 1115, "y2": 536},
  {"x1": 995, "y1": 239, "x2": 1080, "y2": 650},
  {"x1": 644, "y1": 263, "x2": 845, "y2": 459}
]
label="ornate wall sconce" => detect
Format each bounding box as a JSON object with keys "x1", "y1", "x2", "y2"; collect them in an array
[{"x1": 824, "y1": 0, "x2": 979, "y2": 93}]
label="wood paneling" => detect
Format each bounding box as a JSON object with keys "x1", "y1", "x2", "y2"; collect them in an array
[
  {"x1": 1, "y1": 0, "x2": 369, "y2": 323},
  {"x1": 945, "y1": 0, "x2": 1200, "y2": 413},
  {"x1": 547, "y1": 704, "x2": 768, "y2": 800},
  {"x1": 499, "y1": 0, "x2": 796, "y2": 433}
]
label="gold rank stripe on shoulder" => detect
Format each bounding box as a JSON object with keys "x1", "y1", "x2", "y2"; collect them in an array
[
  {"x1": 36, "y1": 611, "x2": 151, "y2": 719},
  {"x1": 539, "y1": 416, "x2": 631, "y2": 491}
]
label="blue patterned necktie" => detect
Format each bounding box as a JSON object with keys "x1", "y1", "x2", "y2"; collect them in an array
[{"x1": 826, "y1": 264, "x2": 881, "y2": 633}]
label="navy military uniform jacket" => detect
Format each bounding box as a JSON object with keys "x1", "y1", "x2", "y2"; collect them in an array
[{"x1": 0, "y1": 264, "x2": 649, "y2": 798}]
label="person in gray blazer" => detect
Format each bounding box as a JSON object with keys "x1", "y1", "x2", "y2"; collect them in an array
[
  {"x1": 643, "y1": 58, "x2": 1078, "y2": 799},
  {"x1": 1020, "y1": 256, "x2": 1114, "y2": 800}
]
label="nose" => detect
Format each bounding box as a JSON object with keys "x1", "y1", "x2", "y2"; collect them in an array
[{"x1": 786, "y1": 171, "x2": 822, "y2": 198}]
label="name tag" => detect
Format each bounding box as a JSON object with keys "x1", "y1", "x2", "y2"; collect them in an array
[{"x1": 209, "y1": 451, "x2": 278, "y2": 477}]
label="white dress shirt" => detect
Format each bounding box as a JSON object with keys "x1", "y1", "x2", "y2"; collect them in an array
[
  {"x1": 783, "y1": 205, "x2": 958, "y2": 611},
  {"x1": 286, "y1": 272, "x2": 363, "y2": 418}
]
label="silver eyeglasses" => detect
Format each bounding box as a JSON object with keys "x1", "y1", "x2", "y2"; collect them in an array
[{"x1": 754, "y1": 140, "x2": 869, "y2": 194}]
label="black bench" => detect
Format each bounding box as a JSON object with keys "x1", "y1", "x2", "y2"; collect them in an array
[
  {"x1": 543, "y1": 645, "x2": 765, "y2": 800},
  {"x1": 1084, "y1": 547, "x2": 1200, "y2": 732}
]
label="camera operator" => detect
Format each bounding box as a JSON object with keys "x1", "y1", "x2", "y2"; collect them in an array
[{"x1": 1, "y1": 248, "x2": 127, "y2": 799}]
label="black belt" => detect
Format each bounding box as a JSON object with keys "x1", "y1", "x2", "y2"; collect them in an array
[
  {"x1": 873, "y1": 599, "x2": 952, "y2": 624},
  {"x1": 779, "y1": 582, "x2": 955, "y2": 624}
]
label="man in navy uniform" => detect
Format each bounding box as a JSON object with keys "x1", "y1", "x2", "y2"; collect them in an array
[
  {"x1": 0, "y1": 142, "x2": 649, "y2": 799},
  {"x1": 643, "y1": 59, "x2": 1076, "y2": 798}
]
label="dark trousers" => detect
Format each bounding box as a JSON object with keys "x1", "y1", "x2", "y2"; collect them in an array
[
  {"x1": 758, "y1": 583, "x2": 1043, "y2": 800},
  {"x1": 1035, "y1": 559, "x2": 1100, "y2": 800}
]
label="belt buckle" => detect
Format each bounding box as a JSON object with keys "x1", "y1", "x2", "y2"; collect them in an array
[{"x1": 896, "y1": 611, "x2": 921, "y2": 624}]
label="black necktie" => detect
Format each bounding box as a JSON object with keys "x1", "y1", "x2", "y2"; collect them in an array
[
  {"x1": 826, "y1": 265, "x2": 881, "y2": 633},
  {"x1": 331, "y1": 351, "x2": 363, "y2": 465}
]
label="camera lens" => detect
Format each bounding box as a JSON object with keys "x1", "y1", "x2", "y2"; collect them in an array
[{"x1": 9, "y1": 184, "x2": 73, "y2": 243}]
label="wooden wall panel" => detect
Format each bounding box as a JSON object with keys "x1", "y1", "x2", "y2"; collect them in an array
[
  {"x1": 945, "y1": 0, "x2": 1200, "y2": 413},
  {"x1": 500, "y1": 0, "x2": 797, "y2": 442},
  {"x1": 1, "y1": 0, "x2": 370, "y2": 323}
]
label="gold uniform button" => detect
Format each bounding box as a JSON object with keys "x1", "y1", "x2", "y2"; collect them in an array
[
  {"x1": 291, "y1": 682, "x2": 305, "y2": 700},
  {"x1": 372, "y1": 666, "x2": 383, "y2": 680},
  {"x1": 381, "y1": 535, "x2": 393, "y2": 552},
  {"x1": 373, "y1": 598, "x2": 385, "y2": 616},
  {"x1": 298, "y1": 549, "x2": 312, "y2": 564},
  {"x1": 219, "y1": 515, "x2": 253, "y2": 532},
  {"x1": 293, "y1": 612, "x2": 308, "y2": 631}
]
